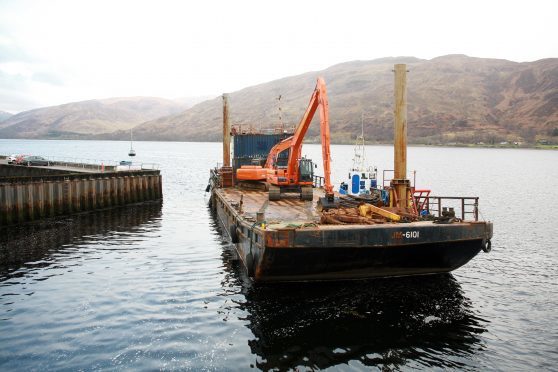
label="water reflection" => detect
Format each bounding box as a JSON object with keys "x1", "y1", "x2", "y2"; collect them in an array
[
  {"x1": 244, "y1": 276, "x2": 486, "y2": 370},
  {"x1": 213, "y1": 211, "x2": 487, "y2": 370},
  {"x1": 0, "y1": 202, "x2": 163, "y2": 281}
]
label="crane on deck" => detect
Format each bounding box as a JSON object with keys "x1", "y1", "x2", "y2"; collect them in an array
[{"x1": 236, "y1": 77, "x2": 336, "y2": 206}]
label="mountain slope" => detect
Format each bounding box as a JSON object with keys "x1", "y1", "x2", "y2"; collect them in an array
[
  {"x1": 120, "y1": 55, "x2": 558, "y2": 144},
  {"x1": 0, "y1": 97, "x2": 188, "y2": 139},
  {"x1": 0, "y1": 110, "x2": 12, "y2": 122}
]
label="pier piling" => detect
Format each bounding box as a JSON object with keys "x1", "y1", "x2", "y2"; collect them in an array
[{"x1": 0, "y1": 164, "x2": 162, "y2": 225}]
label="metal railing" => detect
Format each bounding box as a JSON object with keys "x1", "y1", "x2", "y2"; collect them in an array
[
  {"x1": 423, "y1": 196, "x2": 479, "y2": 221},
  {"x1": 2, "y1": 154, "x2": 159, "y2": 172},
  {"x1": 382, "y1": 169, "x2": 417, "y2": 189},
  {"x1": 45, "y1": 156, "x2": 118, "y2": 171},
  {"x1": 313, "y1": 175, "x2": 325, "y2": 188},
  {"x1": 231, "y1": 124, "x2": 295, "y2": 135},
  {"x1": 43, "y1": 156, "x2": 159, "y2": 171}
]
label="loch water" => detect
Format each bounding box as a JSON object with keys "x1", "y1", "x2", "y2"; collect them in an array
[{"x1": 0, "y1": 139, "x2": 557, "y2": 371}]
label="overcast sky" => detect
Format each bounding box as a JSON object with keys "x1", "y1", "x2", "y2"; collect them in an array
[{"x1": 0, "y1": 0, "x2": 556, "y2": 113}]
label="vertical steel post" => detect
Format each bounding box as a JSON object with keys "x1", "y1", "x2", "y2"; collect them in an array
[
  {"x1": 72, "y1": 179, "x2": 80, "y2": 212},
  {"x1": 0, "y1": 184, "x2": 7, "y2": 225},
  {"x1": 390, "y1": 64, "x2": 410, "y2": 208},
  {"x1": 474, "y1": 198, "x2": 479, "y2": 221},
  {"x1": 223, "y1": 94, "x2": 231, "y2": 167},
  {"x1": 394, "y1": 64, "x2": 407, "y2": 180},
  {"x1": 26, "y1": 183, "x2": 34, "y2": 221}
]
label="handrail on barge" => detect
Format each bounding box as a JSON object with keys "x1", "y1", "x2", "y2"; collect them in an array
[{"x1": 423, "y1": 196, "x2": 479, "y2": 221}]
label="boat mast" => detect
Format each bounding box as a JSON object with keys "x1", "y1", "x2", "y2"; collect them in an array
[
  {"x1": 128, "y1": 128, "x2": 136, "y2": 156},
  {"x1": 352, "y1": 112, "x2": 367, "y2": 172},
  {"x1": 277, "y1": 95, "x2": 284, "y2": 132},
  {"x1": 360, "y1": 112, "x2": 366, "y2": 168}
]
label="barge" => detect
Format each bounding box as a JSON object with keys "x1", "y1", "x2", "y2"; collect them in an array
[{"x1": 208, "y1": 64, "x2": 493, "y2": 282}]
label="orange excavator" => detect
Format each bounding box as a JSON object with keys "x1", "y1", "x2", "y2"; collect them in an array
[{"x1": 236, "y1": 77, "x2": 336, "y2": 205}]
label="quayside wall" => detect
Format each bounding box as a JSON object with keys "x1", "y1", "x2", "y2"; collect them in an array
[{"x1": 0, "y1": 165, "x2": 162, "y2": 225}]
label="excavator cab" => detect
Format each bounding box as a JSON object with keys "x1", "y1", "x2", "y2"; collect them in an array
[{"x1": 298, "y1": 157, "x2": 314, "y2": 182}]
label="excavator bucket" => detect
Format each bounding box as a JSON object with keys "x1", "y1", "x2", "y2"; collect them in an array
[{"x1": 317, "y1": 196, "x2": 340, "y2": 211}]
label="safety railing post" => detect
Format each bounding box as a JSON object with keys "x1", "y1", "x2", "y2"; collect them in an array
[{"x1": 474, "y1": 198, "x2": 479, "y2": 221}]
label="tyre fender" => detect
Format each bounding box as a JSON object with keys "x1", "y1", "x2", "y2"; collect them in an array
[
  {"x1": 482, "y1": 239, "x2": 491, "y2": 253},
  {"x1": 245, "y1": 252, "x2": 255, "y2": 277},
  {"x1": 208, "y1": 195, "x2": 216, "y2": 211},
  {"x1": 229, "y1": 224, "x2": 239, "y2": 244}
]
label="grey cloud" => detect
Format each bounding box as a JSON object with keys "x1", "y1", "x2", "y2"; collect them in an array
[
  {"x1": 0, "y1": 69, "x2": 27, "y2": 89},
  {"x1": 0, "y1": 90, "x2": 39, "y2": 113},
  {"x1": 0, "y1": 71, "x2": 40, "y2": 112},
  {"x1": 0, "y1": 44, "x2": 35, "y2": 63},
  {"x1": 32, "y1": 71, "x2": 65, "y2": 86}
]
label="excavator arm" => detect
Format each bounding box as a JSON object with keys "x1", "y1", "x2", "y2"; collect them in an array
[
  {"x1": 317, "y1": 79, "x2": 333, "y2": 197},
  {"x1": 236, "y1": 77, "x2": 334, "y2": 200},
  {"x1": 270, "y1": 77, "x2": 333, "y2": 195},
  {"x1": 264, "y1": 136, "x2": 291, "y2": 169}
]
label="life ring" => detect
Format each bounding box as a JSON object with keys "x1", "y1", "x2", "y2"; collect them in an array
[
  {"x1": 482, "y1": 239, "x2": 491, "y2": 253},
  {"x1": 229, "y1": 224, "x2": 239, "y2": 244}
]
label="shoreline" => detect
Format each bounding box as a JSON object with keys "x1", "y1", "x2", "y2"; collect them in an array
[{"x1": 1, "y1": 137, "x2": 556, "y2": 150}]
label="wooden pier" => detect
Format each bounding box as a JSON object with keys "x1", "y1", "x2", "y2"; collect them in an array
[{"x1": 0, "y1": 161, "x2": 162, "y2": 225}]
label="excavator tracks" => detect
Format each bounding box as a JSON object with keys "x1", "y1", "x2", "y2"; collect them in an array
[
  {"x1": 268, "y1": 185, "x2": 281, "y2": 201},
  {"x1": 301, "y1": 186, "x2": 314, "y2": 201}
]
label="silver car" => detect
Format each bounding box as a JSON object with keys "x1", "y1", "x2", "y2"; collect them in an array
[
  {"x1": 22, "y1": 155, "x2": 49, "y2": 166},
  {"x1": 7, "y1": 154, "x2": 18, "y2": 164}
]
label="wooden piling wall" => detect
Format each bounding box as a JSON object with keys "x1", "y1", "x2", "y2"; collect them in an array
[{"x1": 0, "y1": 170, "x2": 162, "y2": 225}]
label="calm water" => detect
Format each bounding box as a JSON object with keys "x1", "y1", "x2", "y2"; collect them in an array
[{"x1": 0, "y1": 139, "x2": 557, "y2": 371}]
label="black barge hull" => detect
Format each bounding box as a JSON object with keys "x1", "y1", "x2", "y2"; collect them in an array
[
  {"x1": 252, "y1": 239, "x2": 483, "y2": 281},
  {"x1": 211, "y1": 188, "x2": 492, "y2": 282}
]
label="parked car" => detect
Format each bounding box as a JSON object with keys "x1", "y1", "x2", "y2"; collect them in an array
[
  {"x1": 7, "y1": 154, "x2": 18, "y2": 164},
  {"x1": 22, "y1": 155, "x2": 49, "y2": 166},
  {"x1": 11, "y1": 154, "x2": 29, "y2": 165},
  {"x1": 119, "y1": 160, "x2": 132, "y2": 165}
]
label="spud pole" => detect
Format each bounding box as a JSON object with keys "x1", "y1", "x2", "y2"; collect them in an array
[{"x1": 391, "y1": 64, "x2": 410, "y2": 208}]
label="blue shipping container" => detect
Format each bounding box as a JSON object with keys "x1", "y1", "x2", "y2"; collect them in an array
[{"x1": 233, "y1": 133, "x2": 291, "y2": 159}]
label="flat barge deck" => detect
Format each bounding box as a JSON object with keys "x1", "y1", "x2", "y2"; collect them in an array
[
  {"x1": 210, "y1": 65, "x2": 493, "y2": 282},
  {"x1": 210, "y1": 185, "x2": 493, "y2": 282}
]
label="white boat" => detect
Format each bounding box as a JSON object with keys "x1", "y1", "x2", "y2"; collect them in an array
[
  {"x1": 128, "y1": 128, "x2": 136, "y2": 157},
  {"x1": 339, "y1": 115, "x2": 377, "y2": 196}
]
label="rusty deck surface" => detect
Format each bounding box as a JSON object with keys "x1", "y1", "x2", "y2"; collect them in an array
[
  {"x1": 218, "y1": 188, "x2": 322, "y2": 227},
  {"x1": 216, "y1": 187, "x2": 481, "y2": 231},
  {"x1": 216, "y1": 187, "x2": 489, "y2": 233}
]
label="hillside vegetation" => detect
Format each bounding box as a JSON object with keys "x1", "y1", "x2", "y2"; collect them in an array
[
  {"x1": 116, "y1": 55, "x2": 558, "y2": 144},
  {"x1": 1, "y1": 55, "x2": 557, "y2": 144},
  {"x1": 0, "y1": 97, "x2": 188, "y2": 139}
]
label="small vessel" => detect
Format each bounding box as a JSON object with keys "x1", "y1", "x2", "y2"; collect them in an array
[
  {"x1": 128, "y1": 128, "x2": 136, "y2": 157},
  {"x1": 339, "y1": 114, "x2": 377, "y2": 196}
]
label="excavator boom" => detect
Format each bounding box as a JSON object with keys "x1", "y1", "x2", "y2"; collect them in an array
[{"x1": 236, "y1": 77, "x2": 334, "y2": 200}]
